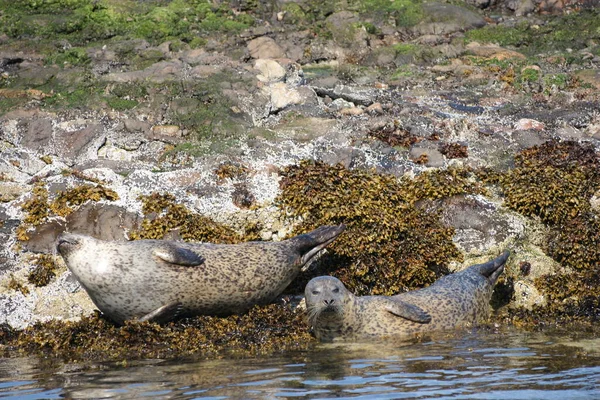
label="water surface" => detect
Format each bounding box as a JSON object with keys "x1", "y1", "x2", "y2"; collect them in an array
[{"x1": 0, "y1": 329, "x2": 598, "y2": 399}]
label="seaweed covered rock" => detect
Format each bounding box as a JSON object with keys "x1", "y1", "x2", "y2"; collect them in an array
[
  {"x1": 499, "y1": 140, "x2": 600, "y2": 325},
  {"x1": 276, "y1": 161, "x2": 483, "y2": 295},
  {"x1": 2, "y1": 304, "x2": 312, "y2": 361},
  {"x1": 129, "y1": 193, "x2": 243, "y2": 243}
]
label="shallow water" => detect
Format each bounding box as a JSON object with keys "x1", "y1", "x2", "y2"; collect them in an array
[{"x1": 0, "y1": 329, "x2": 599, "y2": 399}]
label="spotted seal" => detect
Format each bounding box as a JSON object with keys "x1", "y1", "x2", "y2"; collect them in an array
[
  {"x1": 56, "y1": 225, "x2": 345, "y2": 325},
  {"x1": 305, "y1": 251, "x2": 509, "y2": 341}
]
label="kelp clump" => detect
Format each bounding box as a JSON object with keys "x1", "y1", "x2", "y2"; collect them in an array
[
  {"x1": 27, "y1": 255, "x2": 59, "y2": 287},
  {"x1": 16, "y1": 182, "x2": 119, "y2": 241},
  {"x1": 4, "y1": 304, "x2": 312, "y2": 361},
  {"x1": 129, "y1": 193, "x2": 242, "y2": 243},
  {"x1": 500, "y1": 139, "x2": 600, "y2": 324},
  {"x1": 277, "y1": 161, "x2": 478, "y2": 296}
]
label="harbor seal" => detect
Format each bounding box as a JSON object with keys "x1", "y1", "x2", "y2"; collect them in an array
[
  {"x1": 305, "y1": 251, "x2": 509, "y2": 341},
  {"x1": 56, "y1": 224, "x2": 345, "y2": 325}
]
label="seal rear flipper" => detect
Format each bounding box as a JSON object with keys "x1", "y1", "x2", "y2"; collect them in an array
[
  {"x1": 152, "y1": 245, "x2": 205, "y2": 266},
  {"x1": 384, "y1": 298, "x2": 432, "y2": 324},
  {"x1": 476, "y1": 250, "x2": 510, "y2": 284},
  {"x1": 292, "y1": 224, "x2": 346, "y2": 267},
  {"x1": 138, "y1": 301, "x2": 184, "y2": 324}
]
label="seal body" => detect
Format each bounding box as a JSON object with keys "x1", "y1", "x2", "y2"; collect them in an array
[
  {"x1": 57, "y1": 225, "x2": 345, "y2": 324},
  {"x1": 305, "y1": 251, "x2": 509, "y2": 341}
]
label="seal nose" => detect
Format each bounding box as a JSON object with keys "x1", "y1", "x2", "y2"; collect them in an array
[{"x1": 323, "y1": 299, "x2": 335, "y2": 306}]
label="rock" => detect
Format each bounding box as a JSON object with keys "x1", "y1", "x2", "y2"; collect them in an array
[
  {"x1": 325, "y1": 11, "x2": 366, "y2": 48},
  {"x1": 0, "y1": 182, "x2": 28, "y2": 202},
  {"x1": 123, "y1": 119, "x2": 150, "y2": 133},
  {"x1": 247, "y1": 37, "x2": 285, "y2": 59},
  {"x1": 412, "y1": 2, "x2": 487, "y2": 36},
  {"x1": 255, "y1": 59, "x2": 286, "y2": 83},
  {"x1": 18, "y1": 118, "x2": 54, "y2": 152},
  {"x1": 267, "y1": 82, "x2": 304, "y2": 112},
  {"x1": 465, "y1": 42, "x2": 527, "y2": 60},
  {"x1": 409, "y1": 145, "x2": 445, "y2": 168},
  {"x1": 516, "y1": 0, "x2": 536, "y2": 15},
  {"x1": 417, "y1": 195, "x2": 526, "y2": 254},
  {"x1": 573, "y1": 69, "x2": 600, "y2": 89},
  {"x1": 515, "y1": 118, "x2": 545, "y2": 131},
  {"x1": 104, "y1": 60, "x2": 184, "y2": 83},
  {"x1": 54, "y1": 123, "x2": 104, "y2": 160},
  {"x1": 366, "y1": 102, "x2": 384, "y2": 115},
  {"x1": 512, "y1": 280, "x2": 547, "y2": 310}
]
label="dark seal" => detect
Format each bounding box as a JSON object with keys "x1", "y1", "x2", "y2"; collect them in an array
[
  {"x1": 57, "y1": 224, "x2": 345, "y2": 324},
  {"x1": 305, "y1": 251, "x2": 509, "y2": 341}
]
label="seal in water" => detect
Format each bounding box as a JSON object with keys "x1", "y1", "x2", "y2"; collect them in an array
[
  {"x1": 305, "y1": 251, "x2": 509, "y2": 341},
  {"x1": 57, "y1": 224, "x2": 345, "y2": 325}
]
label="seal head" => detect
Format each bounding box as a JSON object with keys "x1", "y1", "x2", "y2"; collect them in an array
[
  {"x1": 305, "y1": 251, "x2": 509, "y2": 341},
  {"x1": 57, "y1": 224, "x2": 345, "y2": 325}
]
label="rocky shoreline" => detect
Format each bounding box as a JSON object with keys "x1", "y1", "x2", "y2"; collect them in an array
[{"x1": 0, "y1": 0, "x2": 599, "y2": 360}]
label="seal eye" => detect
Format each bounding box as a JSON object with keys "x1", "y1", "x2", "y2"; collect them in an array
[
  {"x1": 312, "y1": 290, "x2": 320, "y2": 295},
  {"x1": 332, "y1": 287, "x2": 340, "y2": 293}
]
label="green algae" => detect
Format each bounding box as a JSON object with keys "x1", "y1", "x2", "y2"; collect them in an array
[
  {"x1": 0, "y1": 0, "x2": 256, "y2": 46},
  {"x1": 465, "y1": 9, "x2": 600, "y2": 57}
]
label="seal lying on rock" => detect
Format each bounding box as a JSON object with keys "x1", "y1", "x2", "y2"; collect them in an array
[
  {"x1": 305, "y1": 251, "x2": 509, "y2": 341},
  {"x1": 56, "y1": 225, "x2": 345, "y2": 325}
]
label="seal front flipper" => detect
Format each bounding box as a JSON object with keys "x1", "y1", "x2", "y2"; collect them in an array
[
  {"x1": 152, "y1": 245, "x2": 205, "y2": 266},
  {"x1": 138, "y1": 302, "x2": 184, "y2": 324},
  {"x1": 383, "y1": 298, "x2": 431, "y2": 324}
]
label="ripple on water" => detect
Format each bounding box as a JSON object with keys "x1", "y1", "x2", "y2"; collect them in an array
[{"x1": 0, "y1": 330, "x2": 599, "y2": 399}]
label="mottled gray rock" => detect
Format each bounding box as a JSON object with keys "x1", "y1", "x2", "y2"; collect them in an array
[{"x1": 418, "y1": 195, "x2": 525, "y2": 254}]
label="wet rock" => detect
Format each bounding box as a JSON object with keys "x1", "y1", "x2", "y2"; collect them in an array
[{"x1": 247, "y1": 37, "x2": 285, "y2": 59}]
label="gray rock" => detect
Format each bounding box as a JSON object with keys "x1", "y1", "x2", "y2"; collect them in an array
[
  {"x1": 54, "y1": 123, "x2": 104, "y2": 160},
  {"x1": 417, "y1": 195, "x2": 525, "y2": 254}
]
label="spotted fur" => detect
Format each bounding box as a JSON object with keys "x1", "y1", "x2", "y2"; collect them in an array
[
  {"x1": 305, "y1": 251, "x2": 509, "y2": 341},
  {"x1": 56, "y1": 225, "x2": 345, "y2": 324}
]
